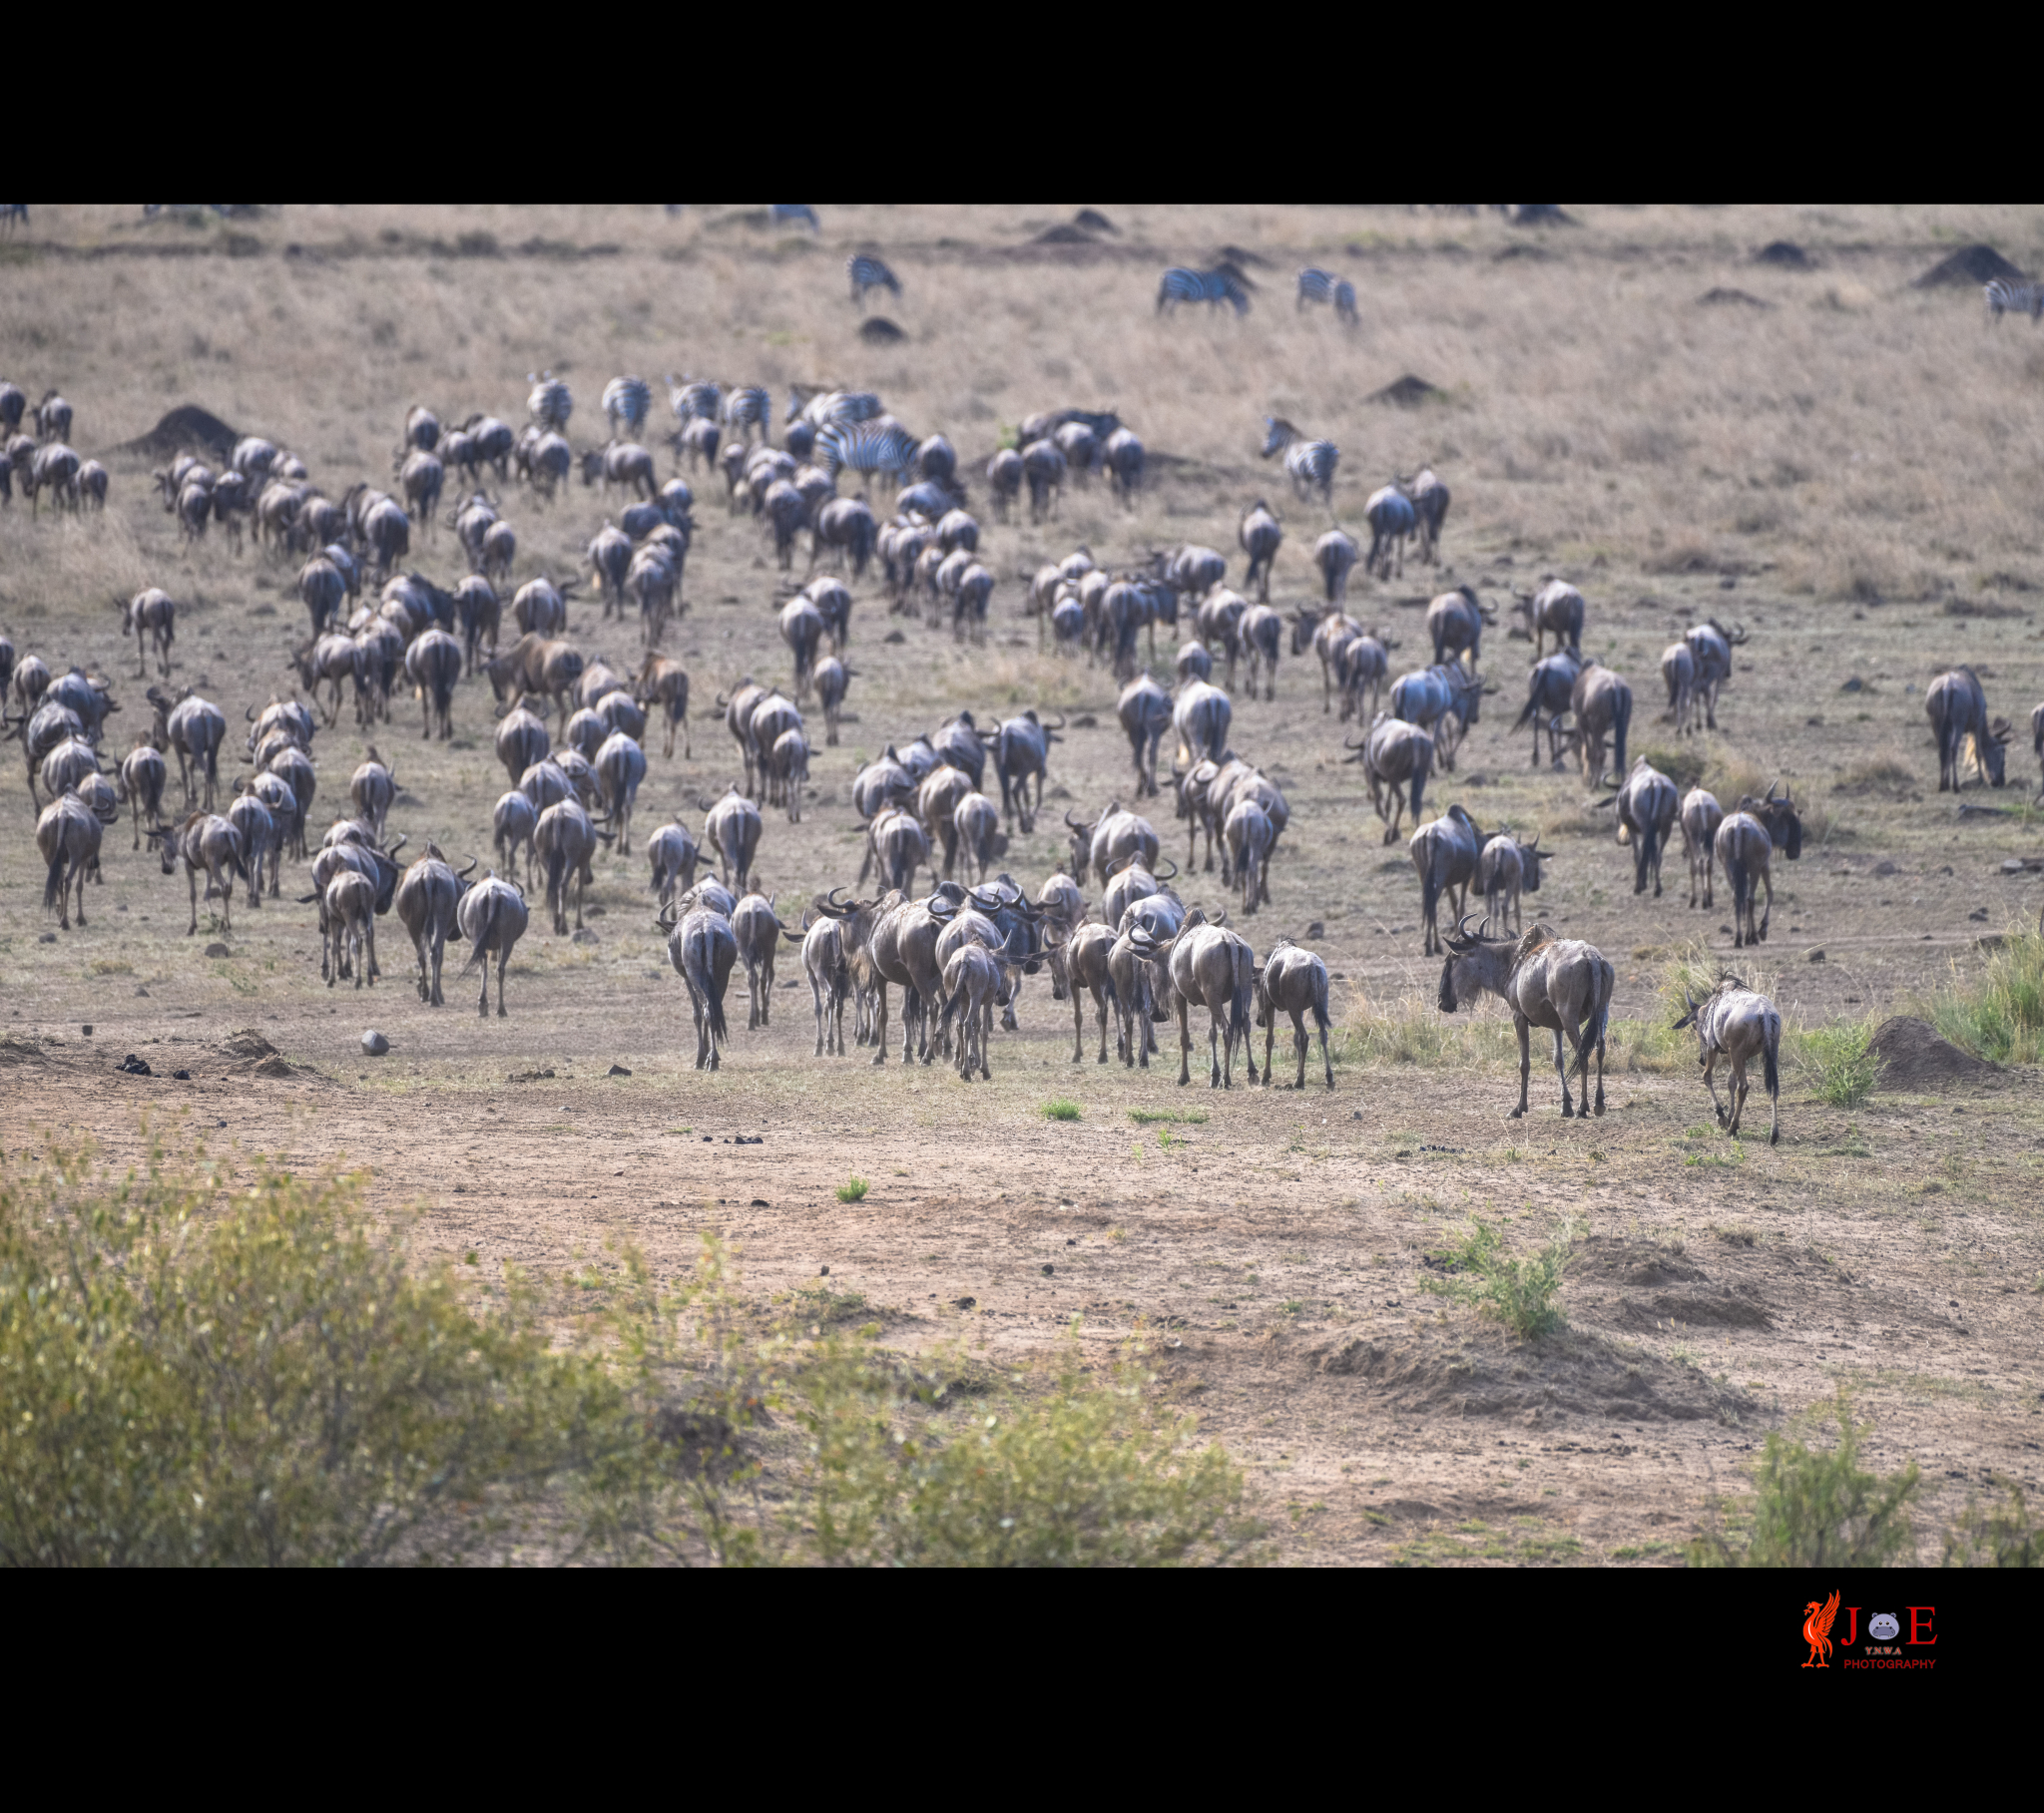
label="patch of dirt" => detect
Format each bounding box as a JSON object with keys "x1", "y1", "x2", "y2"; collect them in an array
[
  {"x1": 0, "y1": 1039, "x2": 50, "y2": 1069},
  {"x1": 1699, "y1": 287, "x2": 1770, "y2": 307},
  {"x1": 1314, "y1": 1322, "x2": 1748, "y2": 1424},
  {"x1": 1569, "y1": 1237, "x2": 1774, "y2": 1332},
  {"x1": 858, "y1": 317, "x2": 906, "y2": 344},
  {"x1": 1032, "y1": 225, "x2": 1095, "y2": 246},
  {"x1": 1754, "y1": 240, "x2": 1811, "y2": 268},
  {"x1": 221, "y1": 1029, "x2": 277, "y2": 1061},
  {"x1": 1869, "y1": 1016, "x2": 1999, "y2": 1091},
  {"x1": 1369, "y1": 374, "x2": 1443, "y2": 408},
  {"x1": 112, "y1": 404, "x2": 240, "y2": 462},
  {"x1": 1913, "y1": 243, "x2": 2025, "y2": 287}
]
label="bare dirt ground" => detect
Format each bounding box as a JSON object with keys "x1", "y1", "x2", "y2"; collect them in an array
[{"x1": 4, "y1": 204, "x2": 2043, "y2": 1563}]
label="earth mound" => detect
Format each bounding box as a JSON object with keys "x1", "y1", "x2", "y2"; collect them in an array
[
  {"x1": 1754, "y1": 240, "x2": 1810, "y2": 267},
  {"x1": 1699, "y1": 286, "x2": 1770, "y2": 307},
  {"x1": 1369, "y1": 373, "x2": 1443, "y2": 408},
  {"x1": 1032, "y1": 225, "x2": 1094, "y2": 246},
  {"x1": 858, "y1": 316, "x2": 906, "y2": 343},
  {"x1": 114, "y1": 405, "x2": 240, "y2": 462},
  {"x1": 1913, "y1": 244, "x2": 2025, "y2": 288},
  {"x1": 1073, "y1": 209, "x2": 1116, "y2": 234},
  {"x1": 1869, "y1": 1016, "x2": 1998, "y2": 1090},
  {"x1": 1509, "y1": 205, "x2": 1575, "y2": 227}
]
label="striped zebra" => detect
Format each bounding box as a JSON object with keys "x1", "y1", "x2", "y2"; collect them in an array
[
  {"x1": 526, "y1": 371, "x2": 572, "y2": 431},
  {"x1": 603, "y1": 375, "x2": 652, "y2": 440},
  {"x1": 665, "y1": 374, "x2": 721, "y2": 421},
  {"x1": 1156, "y1": 266, "x2": 1250, "y2": 316},
  {"x1": 847, "y1": 254, "x2": 900, "y2": 305},
  {"x1": 815, "y1": 419, "x2": 919, "y2": 491},
  {"x1": 1261, "y1": 417, "x2": 1338, "y2": 507},
  {"x1": 720, "y1": 385, "x2": 770, "y2": 444},
  {"x1": 1295, "y1": 267, "x2": 1358, "y2": 324},
  {"x1": 1984, "y1": 278, "x2": 2044, "y2": 324}
]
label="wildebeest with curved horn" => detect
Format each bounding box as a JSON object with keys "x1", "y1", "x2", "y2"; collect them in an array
[
  {"x1": 1256, "y1": 937, "x2": 1333, "y2": 1089},
  {"x1": 1438, "y1": 919, "x2": 1614, "y2": 1121},
  {"x1": 1347, "y1": 715, "x2": 1434, "y2": 844},
  {"x1": 1925, "y1": 666, "x2": 2011, "y2": 791},
  {"x1": 1715, "y1": 787, "x2": 1801, "y2": 948},
  {"x1": 1674, "y1": 976, "x2": 1783, "y2": 1144}
]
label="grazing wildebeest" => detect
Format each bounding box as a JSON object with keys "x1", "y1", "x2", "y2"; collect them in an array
[
  {"x1": 1508, "y1": 580, "x2": 1584, "y2": 660},
  {"x1": 1347, "y1": 714, "x2": 1434, "y2": 844},
  {"x1": 1476, "y1": 831, "x2": 1544, "y2": 936},
  {"x1": 1239, "y1": 500, "x2": 1282, "y2": 603},
  {"x1": 1716, "y1": 787, "x2": 1801, "y2": 948},
  {"x1": 1570, "y1": 663, "x2": 1633, "y2": 787},
  {"x1": 1512, "y1": 649, "x2": 1583, "y2": 768},
  {"x1": 1925, "y1": 666, "x2": 2011, "y2": 791},
  {"x1": 1673, "y1": 977, "x2": 1783, "y2": 1144},
  {"x1": 394, "y1": 846, "x2": 476, "y2": 1007},
  {"x1": 1425, "y1": 584, "x2": 1494, "y2": 671},
  {"x1": 1409, "y1": 804, "x2": 1487, "y2": 956},
  {"x1": 1438, "y1": 921, "x2": 1614, "y2": 1121},
  {"x1": 1679, "y1": 787, "x2": 1724, "y2": 908},
  {"x1": 1256, "y1": 938, "x2": 1333, "y2": 1090},
  {"x1": 152, "y1": 810, "x2": 248, "y2": 935},
  {"x1": 1598, "y1": 755, "x2": 1681, "y2": 897},
  {"x1": 457, "y1": 872, "x2": 529, "y2": 1018},
  {"x1": 985, "y1": 709, "x2": 1061, "y2": 833}
]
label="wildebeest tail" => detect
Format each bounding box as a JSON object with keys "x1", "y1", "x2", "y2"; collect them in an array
[
  {"x1": 1512, "y1": 680, "x2": 1539, "y2": 732},
  {"x1": 43, "y1": 850, "x2": 65, "y2": 910},
  {"x1": 1310, "y1": 967, "x2": 1330, "y2": 1033},
  {"x1": 1725, "y1": 850, "x2": 1749, "y2": 925},
  {"x1": 1611, "y1": 684, "x2": 1632, "y2": 780},
  {"x1": 1764, "y1": 1013, "x2": 1781, "y2": 1099}
]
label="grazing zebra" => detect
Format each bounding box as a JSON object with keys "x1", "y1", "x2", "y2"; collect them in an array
[
  {"x1": 1261, "y1": 417, "x2": 1337, "y2": 506},
  {"x1": 1295, "y1": 267, "x2": 1358, "y2": 322},
  {"x1": 526, "y1": 371, "x2": 572, "y2": 431},
  {"x1": 1984, "y1": 279, "x2": 2044, "y2": 324},
  {"x1": 665, "y1": 374, "x2": 721, "y2": 422},
  {"x1": 847, "y1": 254, "x2": 901, "y2": 305},
  {"x1": 603, "y1": 375, "x2": 652, "y2": 440},
  {"x1": 721, "y1": 385, "x2": 769, "y2": 444},
  {"x1": 815, "y1": 420, "x2": 920, "y2": 492},
  {"x1": 1156, "y1": 266, "x2": 1250, "y2": 316}
]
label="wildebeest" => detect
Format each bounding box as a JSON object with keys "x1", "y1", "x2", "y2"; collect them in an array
[
  {"x1": 938, "y1": 944, "x2": 1012, "y2": 1080},
  {"x1": 404, "y1": 628, "x2": 462, "y2": 740},
  {"x1": 1239, "y1": 500, "x2": 1282, "y2": 603},
  {"x1": 1347, "y1": 714, "x2": 1434, "y2": 844},
  {"x1": 1225, "y1": 796, "x2": 1277, "y2": 915},
  {"x1": 1336, "y1": 627, "x2": 1392, "y2": 724},
  {"x1": 118, "y1": 737, "x2": 167, "y2": 850},
  {"x1": 494, "y1": 701, "x2": 550, "y2": 788},
  {"x1": 36, "y1": 790, "x2": 106, "y2": 929},
  {"x1": 1679, "y1": 786, "x2": 1724, "y2": 908},
  {"x1": 1405, "y1": 468, "x2": 1450, "y2": 565},
  {"x1": 1389, "y1": 662, "x2": 1483, "y2": 769},
  {"x1": 1683, "y1": 619, "x2": 1747, "y2": 730},
  {"x1": 1312, "y1": 530, "x2": 1360, "y2": 607},
  {"x1": 535, "y1": 795, "x2": 609, "y2": 933},
  {"x1": 631, "y1": 653, "x2": 692, "y2": 757},
  {"x1": 1476, "y1": 831, "x2": 1544, "y2": 935},
  {"x1": 1438, "y1": 921, "x2": 1614, "y2": 1121},
  {"x1": 1599, "y1": 755, "x2": 1681, "y2": 897},
  {"x1": 1425, "y1": 584, "x2": 1494, "y2": 671},
  {"x1": 121, "y1": 588, "x2": 177, "y2": 679},
  {"x1": 349, "y1": 749, "x2": 396, "y2": 839},
  {"x1": 1925, "y1": 666, "x2": 2011, "y2": 791},
  {"x1": 1239, "y1": 604, "x2": 1281, "y2": 700},
  {"x1": 1409, "y1": 804, "x2": 1486, "y2": 956},
  {"x1": 1172, "y1": 679, "x2": 1231, "y2": 768},
  {"x1": 1512, "y1": 649, "x2": 1583, "y2": 767},
  {"x1": 152, "y1": 809, "x2": 248, "y2": 935},
  {"x1": 393, "y1": 845, "x2": 476, "y2": 1007},
  {"x1": 1062, "y1": 921, "x2": 1118, "y2": 1064},
  {"x1": 1508, "y1": 580, "x2": 1584, "y2": 660},
  {"x1": 729, "y1": 890, "x2": 796, "y2": 1031},
  {"x1": 703, "y1": 786, "x2": 764, "y2": 890},
  {"x1": 1364, "y1": 484, "x2": 1415, "y2": 578},
  {"x1": 1570, "y1": 663, "x2": 1633, "y2": 787},
  {"x1": 1103, "y1": 427, "x2": 1145, "y2": 502},
  {"x1": 492, "y1": 789, "x2": 539, "y2": 886},
  {"x1": 1716, "y1": 788, "x2": 1801, "y2": 948},
  {"x1": 225, "y1": 789, "x2": 279, "y2": 906},
  {"x1": 595, "y1": 730, "x2": 648, "y2": 851},
  {"x1": 1674, "y1": 977, "x2": 1783, "y2": 1144},
  {"x1": 985, "y1": 709, "x2": 1061, "y2": 833},
  {"x1": 453, "y1": 872, "x2": 527, "y2": 1018},
  {"x1": 148, "y1": 685, "x2": 225, "y2": 811},
  {"x1": 1660, "y1": 639, "x2": 1700, "y2": 735},
  {"x1": 1256, "y1": 938, "x2": 1333, "y2": 1090},
  {"x1": 1152, "y1": 910, "x2": 1259, "y2": 1089},
  {"x1": 322, "y1": 869, "x2": 380, "y2": 989}
]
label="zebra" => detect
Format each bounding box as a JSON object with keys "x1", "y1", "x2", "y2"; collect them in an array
[
  {"x1": 773, "y1": 205, "x2": 818, "y2": 230},
  {"x1": 848, "y1": 254, "x2": 900, "y2": 306},
  {"x1": 666, "y1": 374, "x2": 721, "y2": 423},
  {"x1": 1984, "y1": 279, "x2": 2044, "y2": 324},
  {"x1": 1261, "y1": 417, "x2": 1337, "y2": 506},
  {"x1": 790, "y1": 386, "x2": 883, "y2": 429},
  {"x1": 1156, "y1": 266, "x2": 1250, "y2": 316},
  {"x1": 721, "y1": 385, "x2": 770, "y2": 444},
  {"x1": 603, "y1": 375, "x2": 652, "y2": 440},
  {"x1": 1295, "y1": 268, "x2": 1358, "y2": 323},
  {"x1": 815, "y1": 420, "x2": 919, "y2": 492},
  {"x1": 526, "y1": 371, "x2": 571, "y2": 431}
]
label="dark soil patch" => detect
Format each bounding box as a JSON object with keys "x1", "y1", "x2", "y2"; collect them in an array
[
  {"x1": 1494, "y1": 243, "x2": 1553, "y2": 262},
  {"x1": 1870, "y1": 1016, "x2": 1999, "y2": 1090},
  {"x1": 1073, "y1": 210, "x2": 1116, "y2": 235},
  {"x1": 1913, "y1": 244, "x2": 2025, "y2": 288},
  {"x1": 1369, "y1": 374, "x2": 1444, "y2": 408},
  {"x1": 1754, "y1": 240, "x2": 1810, "y2": 268},
  {"x1": 1699, "y1": 286, "x2": 1770, "y2": 307},
  {"x1": 1510, "y1": 206, "x2": 1575, "y2": 227},
  {"x1": 858, "y1": 317, "x2": 906, "y2": 344},
  {"x1": 1032, "y1": 225, "x2": 1095, "y2": 246},
  {"x1": 112, "y1": 404, "x2": 240, "y2": 463}
]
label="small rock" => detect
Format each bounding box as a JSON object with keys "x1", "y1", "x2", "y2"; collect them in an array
[
  {"x1": 1841, "y1": 677, "x2": 1864, "y2": 692},
  {"x1": 571, "y1": 927, "x2": 599, "y2": 945},
  {"x1": 172, "y1": 1069, "x2": 191, "y2": 1081},
  {"x1": 607, "y1": 1063, "x2": 632, "y2": 1077},
  {"x1": 1968, "y1": 907, "x2": 1989, "y2": 921},
  {"x1": 883, "y1": 630, "x2": 905, "y2": 645},
  {"x1": 819, "y1": 1265, "x2": 830, "y2": 1276},
  {"x1": 205, "y1": 942, "x2": 230, "y2": 958},
  {"x1": 1040, "y1": 1262, "x2": 1055, "y2": 1276},
  {"x1": 134, "y1": 986, "x2": 149, "y2": 997},
  {"x1": 2003, "y1": 858, "x2": 2028, "y2": 874},
  {"x1": 1808, "y1": 948, "x2": 1826, "y2": 963},
  {"x1": 751, "y1": 1197, "x2": 769, "y2": 1207},
  {"x1": 81, "y1": 1025, "x2": 93, "y2": 1037},
  {"x1": 361, "y1": 1030, "x2": 390, "y2": 1057},
  {"x1": 38, "y1": 932, "x2": 56, "y2": 944},
  {"x1": 952, "y1": 1296, "x2": 977, "y2": 1311},
  {"x1": 1306, "y1": 921, "x2": 1325, "y2": 939},
  {"x1": 118, "y1": 1054, "x2": 153, "y2": 1076}
]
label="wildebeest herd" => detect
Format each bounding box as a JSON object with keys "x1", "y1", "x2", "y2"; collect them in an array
[{"x1": 6, "y1": 256, "x2": 2044, "y2": 1143}]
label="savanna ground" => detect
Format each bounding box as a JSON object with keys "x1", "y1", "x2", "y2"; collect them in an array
[{"x1": 3, "y1": 203, "x2": 2043, "y2": 1564}]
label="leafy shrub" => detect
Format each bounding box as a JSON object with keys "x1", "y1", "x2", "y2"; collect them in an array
[
  {"x1": 1419, "y1": 1216, "x2": 1576, "y2": 1340},
  {"x1": 1943, "y1": 1481, "x2": 2044, "y2": 1568},
  {"x1": 1041, "y1": 1100, "x2": 1082, "y2": 1122},
  {"x1": 1796, "y1": 1019, "x2": 1882, "y2": 1108},
  {"x1": 836, "y1": 1177, "x2": 868, "y2": 1202},
  {"x1": 1690, "y1": 1394, "x2": 1919, "y2": 1567},
  {"x1": 1931, "y1": 927, "x2": 2044, "y2": 1066}
]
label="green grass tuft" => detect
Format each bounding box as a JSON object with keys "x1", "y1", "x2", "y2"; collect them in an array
[
  {"x1": 1128, "y1": 1108, "x2": 1209, "y2": 1125},
  {"x1": 1419, "y1": 1215, "x2": 1576, "y2": 1340},
  {"x1": 836, "y1": 1176, "x2": 869, "y2": 1203},
  {"x1": 1796, "y1": 1019, "x2": 1882, "y2": 1108},
  {"x1": 1041, "y1": 1100, "x2": 1083, "y2": 1122},
  {"x1": 1930, "y1": 926, "x2": 2044, "y2": 1067}
]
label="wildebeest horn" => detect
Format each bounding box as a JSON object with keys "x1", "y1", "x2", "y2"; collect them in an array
[
  {"x1": 1152, "y1": 856, "x2": 1179, "y2": 881},
  {"x1": 1065, "y1": 807, "x2": 1083, "y2": 830},
  {"x1": 1590, "y1": 794, "x2": 1617, "y2": 809},
  {"x1": 458, "y1": 856, "x2": 478, "y2": 877},
  {"x1": 386, "y1": 833, "x2": 408, "y2": 856},
  {"x1": 244, "y1": 704, "x2": 256, "y2": 721},
  {"x1": 1042, "y1": 710, "x2": 1067, "y2": 729}
]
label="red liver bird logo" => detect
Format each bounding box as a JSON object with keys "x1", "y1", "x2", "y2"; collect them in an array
[{"x1": 1802, "y1": 1590, "x2": 1841, "y2": 1667}]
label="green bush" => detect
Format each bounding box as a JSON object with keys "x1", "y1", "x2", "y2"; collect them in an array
[
  {"x1": 1931, "y1": 926, "x2": 2044, "y2": 1066},
  {"x1": 1419, "y1": 1216, "x2": 1576, "y2": 1340},
  {"x1": 1943, "y1": 1481, "x2": 2044, "y2": 1568},
  {"x1": 1690, "y1": 1394, "x2": 1919, "y2": 1568},
  {"x1": 1041, "y1": 1100, "x2": 1082, "y2": 1122},
  {"x1": 1797, "y1": 1019, "x2": 1882, "y2": 1108},
  {"x1": 836, "y1": 1177, "x2": 868, "y2": 1202}
]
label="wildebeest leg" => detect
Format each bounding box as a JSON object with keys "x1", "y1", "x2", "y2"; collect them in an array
[
  {"x1": 1553, "y1": 1026, "x2": 1576, "y2": 1118},
  {"x1": 187, "y1": 865, "x2": 200, "y2": 935},
  {"x1": 1701, "y1": 1049, "x2": 1727, "y2": 1126},
  {"x1": 979, "y1": 997, "x2": 992, "y2": 1080},
  {"x1": 1757, "y1": 863, "x2": 1774, "y2": 943},
  {"x1": 1263, "y1": 1012, "x2": 1277, "y2": 1088},
  {"x1": 1728, "y1": 1054, "x2": 1748, "y2": 1135},
  {"x1": 1210, "y1": 1004, "x2": 1224, "y2": 1089},
  {"x1": 1071, "y1": 985, "x2": 1085, "y2": 1063},
  {"x1": 810, "y1": 971, "x2": 827, "y2": 1055},
  {"x1": 871, "y1": 981, "x2": 891, "y2": 1064},
  {"x1": 1177, "y1": 996, "x2": 1194, "y2": 1086},
  {"x1": 1096, "y1": 984, "x2": 1111, "y2": 1064}
]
